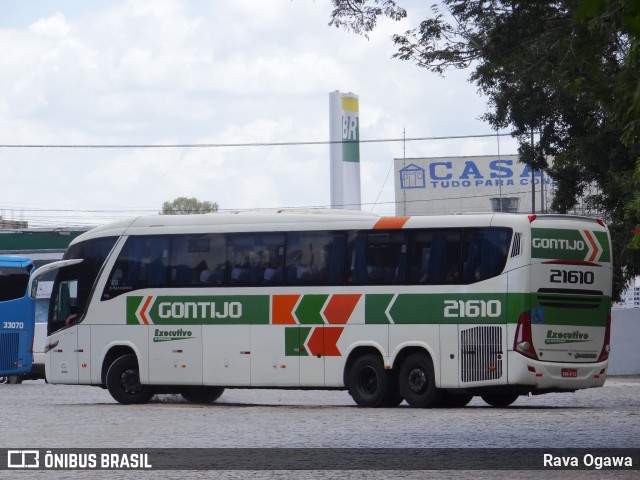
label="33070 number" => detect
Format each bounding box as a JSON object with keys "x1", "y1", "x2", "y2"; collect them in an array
[{"x1": 2, "y1": 321, "x2": 24, "y2": 329}]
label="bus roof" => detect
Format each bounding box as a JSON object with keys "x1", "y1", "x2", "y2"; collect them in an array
[{"x1": 67, "y1": 211, "x2": 605, "y2": 247}]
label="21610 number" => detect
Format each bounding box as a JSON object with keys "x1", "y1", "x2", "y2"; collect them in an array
[
  {"x1": 550, "y1": 269, "x2": 594, "y2": 285},
  {"x1": 443, "y1": 300, "x2": 502, "y2": 318}
]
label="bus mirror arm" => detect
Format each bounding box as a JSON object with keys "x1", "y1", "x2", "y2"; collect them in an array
[{"x1": 44, "y1": 339, "x2": 59, "y2": 354}]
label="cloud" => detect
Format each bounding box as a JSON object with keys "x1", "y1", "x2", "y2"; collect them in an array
[
  {"x1": 0, "y1": 0, "x2": 518, "y2": 226},
  {"x1": 28, "y1": 12, "x2": 70, "y2": 39}
]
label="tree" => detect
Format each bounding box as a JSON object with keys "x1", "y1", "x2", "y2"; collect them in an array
[
  {"x1": 328, "y1": 0, "x2": 640, "y2": 299},
  {"x1": 161, "y1": 197, "x2": 219, "y2": 215}
]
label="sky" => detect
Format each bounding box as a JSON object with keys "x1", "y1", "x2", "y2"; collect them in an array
[{"x1": 0, "y1": 0, "x2": 519, "y2": 228}]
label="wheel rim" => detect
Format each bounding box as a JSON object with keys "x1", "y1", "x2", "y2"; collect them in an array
[
  {"x1": 407, "y1": 367, "x2": 427, "y2": 394},
  {"x1": 120, "y1": 368, "x2": 142, "y2": 394},
  {"x1": 357, "y1": 366, "x2": 379, "y2": 396}
]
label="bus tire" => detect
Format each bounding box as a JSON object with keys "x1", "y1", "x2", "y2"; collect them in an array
[
  {"x1": 348, "y1": 354, "x2": 393, "y2": 408},
  {"x1": 181, "y1": 386, "x2": 225, "y2": 404},
  {"x1": 106, "y1": 354, "x2": 154, "y2": 405},
  {"x1": 481, "y1": 393, "x2": 519, "y2": 407},
  {"x1": 398, "y1": 353, "x2": 443, "y2": 408},
  {"x1": 441, "y1": 392, "x2": 473, "y2": 408}
]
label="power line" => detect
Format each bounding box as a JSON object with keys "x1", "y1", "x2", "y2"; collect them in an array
[
  {"x1": 2, "y1": 188, "x2": 548, "y2": 228},
  {"x1": 0, "y1": 132, "x2": 517, "y2": 149}
]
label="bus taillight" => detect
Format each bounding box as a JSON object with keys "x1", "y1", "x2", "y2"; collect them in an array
[
  {"x1": 597, "y1": 315, "x2": 611, "y2": 363},
  {"x1": 514, "y1": 311, "x2": 538, "y2": 360}
]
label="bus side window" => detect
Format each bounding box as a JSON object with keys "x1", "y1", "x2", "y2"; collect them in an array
[
  {"x1": 195, "y1": 235, "x2": 227, "y2": 287},
  {"x1": 286, "y1": 232, "x2": 346, "y2": 286},
  {"x1": 461, "y1": 228, "x2": 512, "y2": 283},
  {"x1": 228, "y1": 233, "x2": 285, "y2": 287},
  {"x1": 102, "y1": 236, "x2": 170, "y2": 299},
  {"x1": 363, "y1": 232, "x2": 407, "y2": 284},
  {"x1": 347, "y1": 233, "x2": 368, "y2": 284},
  {"x1": 169, "y1": 234, "x2": 227, "y2": 287},
  {"x1": 408, "y1": 229, "x2": 461, "y2": 284}
]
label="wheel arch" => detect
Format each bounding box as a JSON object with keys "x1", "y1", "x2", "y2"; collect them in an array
[
  {"x1": 342, "y1": 345, "x2": 385, "y2": 388},
  {"x1": 101, "y1": 345, "x2": 138, "y2": 386},
  {"x1": 392, "y1": 345, "x2": 440, "y2": 387}
]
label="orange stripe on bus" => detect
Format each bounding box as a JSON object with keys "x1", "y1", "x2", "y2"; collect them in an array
[
  {"x1": 373, "y1": 216, "x2": 410, "y2": 230},
  {"x1": 583, "y1": 230, "x2": 599, "y2": 262},
  {"x1": 271, "y1": 295, "x2": 300, "y2": 324},
  {"x1": 324, "y1": 294, "x2": 361, "y2": 324},
  {"x1": 139, "y1": 296, "x2": 153, "y2": 325}
]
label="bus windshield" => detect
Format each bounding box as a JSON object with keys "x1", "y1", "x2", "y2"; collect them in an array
[{"x1": 48, "y1": 236, "x2": 118, "y2": 335}]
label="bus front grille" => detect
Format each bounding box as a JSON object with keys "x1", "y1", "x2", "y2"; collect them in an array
[
  {"x1": 460, "y1": 326, "x2": 503, "y2": 383},
  {"x1": 0, "y1": 333, "x2": 19, "y2": 371}
]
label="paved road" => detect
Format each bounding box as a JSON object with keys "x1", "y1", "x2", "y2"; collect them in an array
[{"x1": 1, "y1": 376, "x2": 638, "y2": 479}]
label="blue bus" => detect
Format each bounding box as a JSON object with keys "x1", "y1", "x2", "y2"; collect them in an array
[{"x1": 0, "y1": 256, "x2": 35, "y2": 384}]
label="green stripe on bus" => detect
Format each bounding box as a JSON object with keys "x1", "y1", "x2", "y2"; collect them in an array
[
  {"x1": 531, "y1": 294, "x2": 610, "y2": 327},
  {"x1": 388, "y1": 293, "x2": 508, "y2": 325},
  {"x1": 127, "y1": 295, "x2": 270, "y2": 325},
  {"x1": 295, "y1": 294, "x2": 328, "y2": 325},
  {"x1": 365, "y1": 294, "x2": 394, "y2": 324},
  {"x1": 285, "y1": 327, "x2": 310, "y2": 356},
  {"x1": 126, "y1": 296, "x2": 144, "y2": 324},
  {"x1": 594, "y1": 231, "x2": 611, "y2": 262},
  {"x1": 532, "y1": 228, "x2": 611, "y2": 262},
  {"x1": 125, "y1": 292, "x2": 609, "y2": 327}
]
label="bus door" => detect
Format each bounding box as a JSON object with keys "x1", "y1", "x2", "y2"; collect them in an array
[
  {"x1": 148, "y1": 320, "x2": 203, "y2": 385},
  {"x1": 203, "y1": 325, "x2": 251, "y2": 386},
  {"x1": 29, "y1": 259, "x2": 85, "y2": 384},
  {"x1": 251, "y1": 324, "x2": 301, "y2": 387},
  {"x1": 299, "y1": 326, "x2": 325, "y2": 387},
  {"x1": 47, "y1": 278, "x2": 81, "y2": 384}
]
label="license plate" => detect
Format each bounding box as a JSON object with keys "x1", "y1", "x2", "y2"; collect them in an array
[{"x1": 561, "y1": 368, "x2": 578, "y2": 378}]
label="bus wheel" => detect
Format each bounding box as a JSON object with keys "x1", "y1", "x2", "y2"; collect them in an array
[
  {"x1": 398, "y1": 353, "x2": 443, "y2": 408},
  {"x1": 348, "y1": 354, "x2": 393, "y2": 408},
  {"x1": 481, "y1": 393, "x2": 519, "y2": 407},
  {"x1": 441, "y1": 392, "x2": 473, "y2": 408},
  {"x1": 0, "y1": 376, "x2": 7, "y2": 384},
  {"x1": 181, "y1": 386, "x2": 225, "y2": 404},
  {"x1": 106, "y1": 354, "x2": 154, "y2": 405}
]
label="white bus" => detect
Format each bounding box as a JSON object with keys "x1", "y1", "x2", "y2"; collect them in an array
[{"x1": 30, "y1": 211, "x2": 613, "y2": 407}]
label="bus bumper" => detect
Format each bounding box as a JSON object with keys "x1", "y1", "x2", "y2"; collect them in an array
[{"x1": 507, "y1": 351, "x2": 608, "y2": 391}]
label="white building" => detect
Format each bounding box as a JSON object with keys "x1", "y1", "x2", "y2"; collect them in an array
[
  {"x1": 394, "y1": 155, "x2": 553, "y2": 216},
  {"x1": 616, "y1": 277, "x2": 640, "y2": 309}
]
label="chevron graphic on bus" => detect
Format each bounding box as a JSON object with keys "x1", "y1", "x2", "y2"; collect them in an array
[
  {"x1": 126, "y1": 294, "x2": 361, "y2": 326},
  {"x1": 285, "y1": 326, "x2": 344, "y2": 356},
  {"x1": 531, "y1": 228, "x2": 610, "y2": 262}
]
